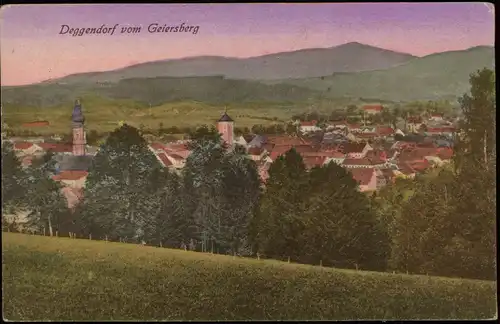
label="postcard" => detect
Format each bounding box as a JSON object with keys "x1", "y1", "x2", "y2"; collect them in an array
[{"x1": 1, "y1": 3, "x2": 496, "y2": 321}]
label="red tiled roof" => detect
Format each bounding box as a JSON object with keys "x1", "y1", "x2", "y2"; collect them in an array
[
  {"x1": 437, "y1": 148, "x2": 453, "y2": 160},
  {"x1": 165, "y1": 143, "x2": 189, "y2": 151},
  {"x1": 398, "y1": 147, "x2": 438, "y2": 162},
  {"x1": 266, "y1": 136, "x2": 308, "y2": 146},
  {"x1": 349, "y1": 168, "x2": 375, "y2": 185},
  {"x1": 14, "y1": 142, "x2": 34, "y2": 150},
  {"x1": 52, "y1": 171, "x2": 88, "y2": 181},
  {"x1": 409, "y1": 159, "x2": 431, "y2": 171},
  {"x1": 376, "y1": 126, "x2": 395, "y2": 135},
  {"x1": 22, "y1": 121, "x2": 50, "y2": 127},
  {"x1": 348, "y1": 124, "x2": 361, "y2": 129},
  {"x1": 300, "y1": 121, "x2": 317, "y2": 127},
  {"x1": 38, "y1": 142, "x2": 73, "y2": 153},
  {"x1": 302, "y1": 151, "x2": 345, "y2": 158},
  {"x1": 157, "y1": 153, "x2": 173, "y2": 166},
  {"x1": 362, "y1": 105, "x2": 383, "y2": 111},
  {"x1": 248, "y1": 147, "x2": 264, "y2": 156},
  {"x1": 343, "y1": 158, "x2": 372, "y2": 166},
  {"x1": 340, "y1": 143, "x2": 366, "y2": 154},
  {"x1": 262, "y1": 143, "x2": 275, "y2": 152},
  {"x1": 167, "y1": 153, "x2": 184, "y2": 161},
  {"x1": 150, "y1": 142, "x2": 166, "y2": 151},
  {"x1": 431, "y1": 113, "x2": 443, "y2": 117},
  {"x1": 398, "y1": 162, "x2": 415, "y2": 175}
]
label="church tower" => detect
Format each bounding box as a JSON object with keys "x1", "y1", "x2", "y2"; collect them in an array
[
  {"x1": 71, "y1": 99, "x2": 86, "y2": 156},
  {"x1": 217, "y1": 110, "x2": 234, "y2": 147}
]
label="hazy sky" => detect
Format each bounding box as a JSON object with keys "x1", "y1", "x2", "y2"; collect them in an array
[{"x1": 0, "y1": 3, "x2": 494, "y2": 86}]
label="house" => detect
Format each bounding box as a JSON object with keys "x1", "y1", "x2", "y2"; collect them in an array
[
  {"x1": 347, "y1": 123, "x2": 362, "y2": 133},
  {"x1": 13, "y1": 142, "x2": 43, "y2": 157},
  {"x1": 156, "y1": 152, "x2": 174, "y2": 168},
  {"x1": 342, "y1": 157, "x2": 387, "y2": 169},
  {"x1": 340, "y1": 142, "x2": 372, "y2": 159},
  {"x1": 299, "y1": 120, "x2": 321, "y2": 133},
  {"x1": 52, "y1": 170, "x2": 88, "y2": 188},
  {"x1": 258, "y1": 161, "x2": 272, "y2": 183},
  {"x1": 164, "y1": 152, "x2": 186, "y2": 169},
  {"x1": 247, "y1": 146, "x2": 266, "y2": 161},
  {"x1": 407, "y1": 116, "x2": 423, "y2": 133},
  {"x1": 234, "y1": 135, "x2": 254, "y2": 148},
  {"x1": 326, "y1": 121, "x2": 348, "y2": 131},
  {"x1": 38, "y1": 142, "x2": 73, "y2": 154},
  {"x1": 247, "y1": 135, "x2": 267, "y2": 148},
  {"x1": 362, "y1": 104, "x2": 384, "y2": 115},
  {"x1": 349, "y1": 168, "x2": 380, "y2": 192},
  {"x1": 395, "y1": 162, "x2": 416, "y2": 179},
  {"x1": 376, "y1": 126, "x2": 395, "y2": 137},
  {"x1": 60, "y1": 187, "x2": 84, "y2": 209},
  {"x1": 429, "y1": 113, "x2": 444, "y2": 122}
]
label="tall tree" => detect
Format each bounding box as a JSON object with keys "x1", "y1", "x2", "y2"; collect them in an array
[
  {"x1": 80, "y1": 124, "x2": 165, "y2": 242},
  {"x1": 182, "y1": 125, "x2": 227, "y2": 252},
  {"x1": 1, "y1": 141, "x2": 26, "y2": 215},
  {"x1": 299, "y1": 163, "x2": 390, "y2": 271},
  {"x1": 255, "y1": 148, "x2": 308, "y2": 261},
  {"x1": 218, "y1": 144, "x2": 261, "y2": 255},
  {"x1": 24, "y1": 152, "x2": 69, "y2": 236}
]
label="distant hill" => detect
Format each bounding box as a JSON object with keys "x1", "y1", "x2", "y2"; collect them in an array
[
  {"x1": 264, "y1": 46, "x2": 495, "y2": 101},
  {"x1": 1, "y1": 76, "x2": 322, "y2": 108},
  {"x1": 1, "y1": 45, "x2": 494, "y2": 107},
  {"x1": 41, "y1": 42, "x2": 417, "y2": 84}
]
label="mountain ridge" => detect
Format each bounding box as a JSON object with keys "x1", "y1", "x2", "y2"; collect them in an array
[{"x1": 38, "y1": 42, "x2": 418, "y2": 84}]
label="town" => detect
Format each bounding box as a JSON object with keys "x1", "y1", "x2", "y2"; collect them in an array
[{"x1": 5, "y1": 100, "x2": 458, "y2": 211}]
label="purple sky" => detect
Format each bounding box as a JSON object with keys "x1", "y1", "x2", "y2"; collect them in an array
[{"x1": 0, "y1": 3, "x2": 495, "y2": 86}]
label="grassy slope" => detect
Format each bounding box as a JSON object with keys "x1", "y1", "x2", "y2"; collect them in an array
[
  {"x1": 265, "y1": 46, "x2": 494, "y2": 101},
  {"x1": 3, "y1": 233, "x2": 497, "y2": 321},
  {"x1": 2, "y1": 94, "x2": 374, "y2": 135}
]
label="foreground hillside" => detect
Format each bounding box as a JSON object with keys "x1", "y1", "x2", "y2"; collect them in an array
[{"x1": 3, "y1": 233, "x2": 497, "y2": 321}]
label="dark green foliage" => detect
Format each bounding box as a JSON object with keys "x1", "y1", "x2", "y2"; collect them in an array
[
  {"x1": 255, "y1": 148, "x2": 308, "y2": 260},
  {"x1": 182, "y1": 126, "x2": 260, "y2": 254},
  {"x1": 383, "y1": 68, "x2": 496, "y2": 281},
  {"x1": 299, "y1": 163, "x2": 390, "y2": 271},
  {"x1": 24, "y1": 152, "x2": 69, "y2": 236},
  {"x1": 1, "y1": 141, "x2": 26, "y2": 214},
  {"x1": 80, "y1": 124, "x2": 165, "y2": 242}
]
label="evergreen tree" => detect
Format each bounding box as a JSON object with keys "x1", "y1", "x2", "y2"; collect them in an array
[
  {"x1": 299, "y1": 163, "x2": 389, "y2": 271},
  {"x1": 218, "y1": 144, "x2": 261, "y2": 255},
  {"x1": 80, "y1": 124, "x2": 164, "y2": 242},
  {"x1": 255, "y1": 148, "x2": 308, "y2": 261},
  {"x1": 1, "y1": 141, "x2": 26, "y2": 216},
  {"x1": 182, "y1": 125, "x2": 227, "y2": 252},
  {"x1": 24, "y1": 152, "x2": 69, "y2": 236}
]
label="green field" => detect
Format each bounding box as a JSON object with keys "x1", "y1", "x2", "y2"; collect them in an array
[
  {"x1": 1, "y1": 94, "x2": 374, "y2": 136},
  {"x1": 2, "y1": 233, "x2": 497, "y2": 321}
]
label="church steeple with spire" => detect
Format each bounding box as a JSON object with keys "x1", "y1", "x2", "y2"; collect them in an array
[{"x1": 72, "y1": 99, "x2": 86, "y2": 156}]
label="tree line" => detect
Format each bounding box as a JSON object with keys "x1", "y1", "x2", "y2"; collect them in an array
[{"x1": 2, "y1": 68, "x2": 495, "y2": 281}]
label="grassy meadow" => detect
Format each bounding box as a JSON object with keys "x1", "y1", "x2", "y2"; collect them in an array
[
  {"x1": 2, "y1": 232, "x2": 497, "y2": 321},
  {"x1": 2, "y1": 94, "x2": 376, "y2": 136}
]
